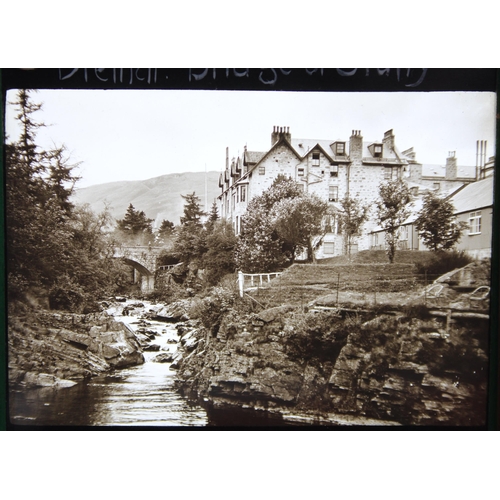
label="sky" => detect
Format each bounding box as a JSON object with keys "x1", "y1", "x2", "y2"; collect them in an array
[{"x1": 4, "y1": 89, "x2": 497, "y2": 189}]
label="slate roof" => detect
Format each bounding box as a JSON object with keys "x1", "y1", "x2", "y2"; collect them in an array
[
  {"x1": 448, "y1": 176, "x2": 494, "y2": 214},
  {"x1": 244, "y1": 151, "x2": 266, "y2": 164}
]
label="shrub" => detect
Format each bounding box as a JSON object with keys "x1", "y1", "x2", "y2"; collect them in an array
[
  {"x1": 415, "y1": 250, "x2": 473, "y2": 278},
  {"x1": 284, "y1": 311, "x2": 352, "y2": 362}
]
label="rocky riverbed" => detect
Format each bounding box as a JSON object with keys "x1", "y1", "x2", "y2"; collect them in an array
[
  {"x1": 8, "y1": 308, "x2": 146, "y2": 390},
  {"x1": 173, "y1": 303, "x2": 489, "y2": 427}
]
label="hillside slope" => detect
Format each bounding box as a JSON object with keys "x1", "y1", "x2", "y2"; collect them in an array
[{"x1": 72, "y1": 171, "x2": 221, "y2": 226}]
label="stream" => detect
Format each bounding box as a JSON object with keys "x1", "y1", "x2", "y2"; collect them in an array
[{"x1": 9, "y1": 300, "x2": 209, "y2": 427}]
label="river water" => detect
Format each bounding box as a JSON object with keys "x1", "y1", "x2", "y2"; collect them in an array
[{"x1": 9, "y1": 301, "x2": 209, "y2": 428}]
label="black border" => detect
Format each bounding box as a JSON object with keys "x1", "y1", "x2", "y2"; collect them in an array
[{"x1": 1, "y1": 68, "x2": 498, "y2": 431}]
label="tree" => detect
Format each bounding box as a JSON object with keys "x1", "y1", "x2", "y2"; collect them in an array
[
  {"x1": 414, "y1": 191, "x2": 466, "y2": 251},
  {"x1": 375, "y1": 180, "x2": 412, "y2": 263},
  {"x1": 235, "y1": 175, "x2": 327, "y2": 271},
  {"x1": 203, "y1": 219, "x2": 237, "y2": 285},
  {"x1": 204, "y1": 200, "x2": 219, "y2": 234},
  {"x1": 337, "y1": 195, "x2": 370, "y2": 258},
  {"x1": 5, "y1": 90, "x2": 76, "y2": 294},
  {"x1": 173, "y1": 192, "x2": 207, "y2": 263},
  {"x1": 5, "y1": 90, "x2": 133, "y2": 311},
  {"x1": 158, "y1": 219, "x2": 175, "y2": 237},
  {"x1": 271, "y1": 194, "x2": 329, "y2": 263},
  {"x1": 116, "y1": 203, "x2": 153, "y2": 235}
]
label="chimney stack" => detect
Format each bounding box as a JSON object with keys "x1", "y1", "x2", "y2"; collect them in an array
[
  {"x1": 445, "y1": 151, "x2": 457, "y2": 179},
  {"x1": 382, "y1": 129, "x2": 395, "y2": 152},
  {"x1": 349, "y1": 130, "x2": 363, "y2": 160},
  {"x1": 271, "y1": 125, "x2": 292, "y2": 146}
]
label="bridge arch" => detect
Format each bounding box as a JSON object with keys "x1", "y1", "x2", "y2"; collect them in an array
[{"x1": 114, "y1": 246, "x2": 163, "y2": 293}]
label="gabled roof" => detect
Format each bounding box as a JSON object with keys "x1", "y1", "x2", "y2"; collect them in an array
[
  {"x1": 250, "y1": 136, "x2": 303, "y2": 172},
  {"x1": 244, "y1": 150, "x2": 266, "y2": 165},
  {"x1": 448, "y1": 176, "x2": 494, "y2": 214}
]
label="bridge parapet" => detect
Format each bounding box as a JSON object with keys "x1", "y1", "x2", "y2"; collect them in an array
[{"x1": 113, "y1": 245, "x2": 164, "y2": 292}]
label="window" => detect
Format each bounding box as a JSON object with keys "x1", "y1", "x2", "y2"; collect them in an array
[
  {"x1": 329, "y1": 185, "x2": 338, "y2": 202},
  {"x1": 433, "y1": 182, "x2": 440, "y2": 191},
  {"x1": 323, "y1": 242, "x2": 335, "y2": 254},
  {"x1": 259, "y1": 166, "x2": 265, "y2": 175},
  {"x1": 236, "y1": 187, "x2": 239, "y2": 203},
  {"x1": 312, "y1": 152, "x2": 320, "y2": 166},
  {"x1": 374, "y1": 144, "x2": 383, "y2": 157},
  {"x1": 469, "y1": 211, "x2": 482, "y2": 234},
  {"x1": 324, "y1": 215, "x2": 336, "y2": 233},
  {"x1": 330, "y1": 165, "x2": 338, "y2": 177},
  {"x1": 298, "y1": 167, "x2": 304, "y2": 176},
  {"x1": 384, "y1": 166, "x2": 401, "y2": 180},
  {"x1": 335, "y1": 142, "x2": 345, "y2": 156},
  {"x1": 241, "y1": 185, "x2": 246, "y2": 202}
]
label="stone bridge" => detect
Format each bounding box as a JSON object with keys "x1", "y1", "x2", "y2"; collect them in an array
[{"x1": 113, "y1": 245, "x2": 164, "y2": 292}]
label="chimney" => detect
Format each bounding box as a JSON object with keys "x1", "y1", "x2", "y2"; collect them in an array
[
  {"x1": 445, "y1": 151, "x2": 457, "y2": 179},
  {"x1": 271, "y1": 125, "x2": 292, "y2": 146},
  {"x1": 349, "y1": 130, "x2": 363, "y2": 160},
  {"x1": 382, "y1": 129, "x2": 395, "y2": 152}
]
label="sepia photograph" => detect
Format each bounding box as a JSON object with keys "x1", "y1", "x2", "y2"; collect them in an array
[{"x1": 3, "y1": 75, "x2": 497, "y2": 428}]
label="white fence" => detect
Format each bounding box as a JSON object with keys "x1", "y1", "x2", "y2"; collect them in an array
[{"x1": 238, "y1": 270, "x2": 282, "y2": 297}]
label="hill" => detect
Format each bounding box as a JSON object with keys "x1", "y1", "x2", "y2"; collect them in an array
[{"x1": 72, "y1": 171, "x2": 221, "y2": 227}]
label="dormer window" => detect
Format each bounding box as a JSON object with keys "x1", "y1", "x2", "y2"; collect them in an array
[
  {"x1": 335, "y1": 142, "x2": 346, "y2": 156},
  {"x1": 374, "y1": 144, "x2": 383, "y2": 158},
  {"x1": 312, "y1": 152, "x2": 320, "y2": 166}
]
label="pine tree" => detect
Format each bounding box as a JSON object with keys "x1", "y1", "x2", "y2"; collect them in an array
[
  {"x1": 173, "y1": 192, "x2": 207, "y2": 263},
  {"x1": 117, "y1": 203, "x2": 153, "y2": 234},
  {"x1": 205, "y1": 200, "x2": 219, "y2": 233}
]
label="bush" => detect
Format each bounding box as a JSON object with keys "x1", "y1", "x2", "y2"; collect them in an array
[
  {"x1": 415, "y1": 250, "x2": 473, "y2": 278},
  {"x1": 284, "y1": 311, "x2": 352, "y2": 362},
  {"x1": 48, "y1": 275, "x2": 87, "y2": 312}
]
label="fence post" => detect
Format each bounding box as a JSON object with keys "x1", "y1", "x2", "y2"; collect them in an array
[
  {"x1": 337, "y1": 273, "x2": 340, "y2": 307},
  {"x1": 238, "y1": 271, "x2": 244, "y2": 298}
]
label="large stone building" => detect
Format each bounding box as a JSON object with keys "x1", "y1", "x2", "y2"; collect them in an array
[
  {"x1": 218, "y1": 126, "x2": 491, "y2": 260},
  {"x1": 218, "y1": 126, "x2": 410, "y2": 258}
]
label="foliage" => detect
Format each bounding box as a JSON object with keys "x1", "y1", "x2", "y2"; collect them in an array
[
  {"x1": 337, "y1": 195, "x2": 370, "y2": 258},
  {"x1": 172, "y1": 192, "x2": 207, "y2": 263},
  {"x1": 202, "y1": 219, "x2": 237, "y2": 286},
  {"x1": 191, "y1": 284, "x2": 238, "y2": 335},
  {"x1": 271, "y1": 193, "x2": 329, "y2": 263},
  {"x1": 116, "y1": 203, "x2": 153, "y2": 240},
  {"x1": 236, "y1": 175, "x2": 327, "y2": 272},
  {"x1": 284, "y1": 311, "x2": 352, "y2": 362},
  {"x1": 204, "y1": 200, "x2": 219, "y2": 233},
  {"x1": 158, "y1": 219, "x2": 175, "y2": 237},
  {"x1": 5, "y1": 89, "x2": 134, "y2": 311},
  {"x1": 415, "y1": 250, "x2": 473, "y2": 277},
  {"x1": 414, "y1": 191, "x2": 467, "y2": 251},
  {"x1": 375, "y1": 180, "x2": 412, "y2": 263}
]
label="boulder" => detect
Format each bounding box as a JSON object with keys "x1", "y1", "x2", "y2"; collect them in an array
[{"x1": 153, "y1": 352, "x2": 175, "y2": 363}]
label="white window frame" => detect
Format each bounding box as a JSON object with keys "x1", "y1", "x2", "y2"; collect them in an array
[
  {"x1": 323, "y1": 242, "x2": 335, "y2": 254},
  {"x1": 469, "y1": 211, "x2": 482, "y2": 235},
  {"x1": 312, "y1": 152, "x2": 320, "y2": 166},
  {"x1": 329, "y1": 185, "x2": 338, "y2": 202}
]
